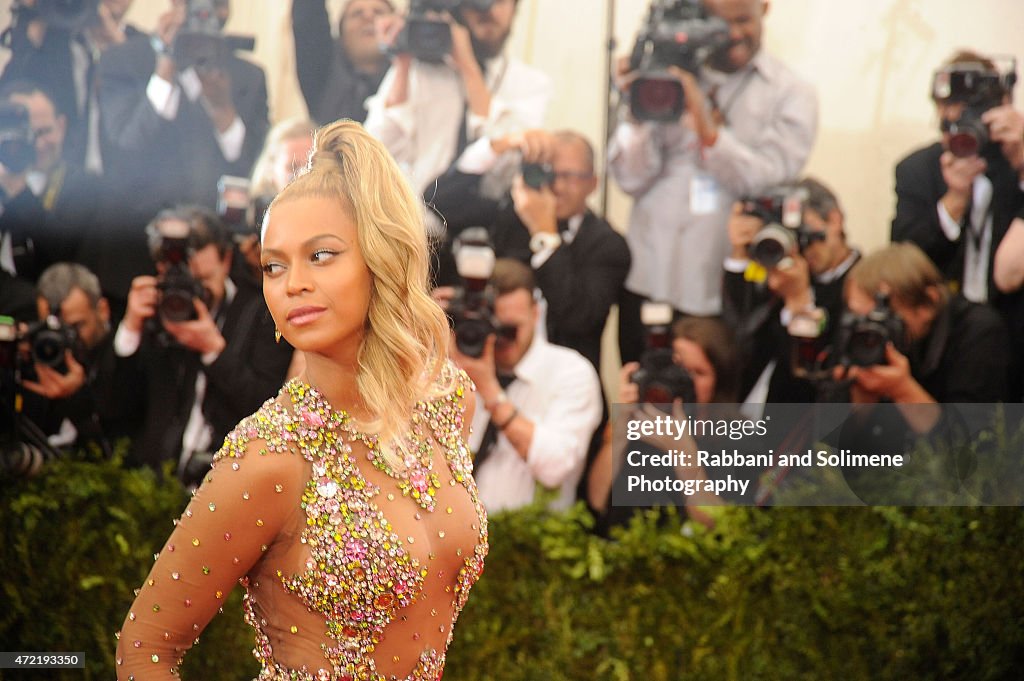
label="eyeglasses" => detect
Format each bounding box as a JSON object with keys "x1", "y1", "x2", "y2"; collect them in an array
[{"x1": 552, "y1": 170, "x2": 594, "y2": 183}]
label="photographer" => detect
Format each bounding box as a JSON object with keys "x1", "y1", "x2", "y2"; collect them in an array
[
  {"x1": 892, "y1": 50, "x2": 1024, "y2": 398},
  {"x1": 840, "y1": 243, "x2": 1009, "y2": 406},
  {"x1": 0, "y1": 81, "x2": 104, "y2": 280},
  {"x1": 18, "y1": 262, "x2": 122, "y2": 454},
  {"x1": 365, "y1": 0, "x2": 552, "y2": 195},
  {"x1": 588, "y1": 316, "x2": 744, "y2": 533},
  {"x1": 722, "y1": 177, "x2": 860, "y2": 403},
  {"x1": 486, "y1": 129, "x2": 631, "y2": 371},
  {"x1": 291, "y1": 0, "x2": 394, "y2": 125},
  {"x1": 96, "y1": 0, "x2": 268, "y2": 213},
  {"x1": 610, "y1": 0, "x2": 817, "y2": 363},
  {"x1": 448, "y1": 258, "x2": 602, "y2": 512},
  {"x1": 95, "y1": 206, "x2": 291, "y2": 486},
  {"x1": 88, "y1": 0, "x2": 268, "y2": 311},
  {"x1": 0, "y1": 0, "x2": 140, "y2": 171}
]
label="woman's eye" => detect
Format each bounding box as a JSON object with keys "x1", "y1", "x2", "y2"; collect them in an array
[
  {"x1": 311, "y1": 249, "x2": 338, "y2": 263},
  {"x1": 261, "y1": 262, "x2": 283, "y2": 275}
]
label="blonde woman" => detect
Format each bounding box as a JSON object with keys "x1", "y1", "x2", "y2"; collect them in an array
[{"x1": 116, "y1": 120, "x2": 488, "y2": 680}]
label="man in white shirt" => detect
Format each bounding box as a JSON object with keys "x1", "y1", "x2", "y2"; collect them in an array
[
  {"x1": 365, "y1": 0, "x2": 551, "y2": 195},
  {"x1": 450, "y1": 258, "x2": 603, "y2": 513}
]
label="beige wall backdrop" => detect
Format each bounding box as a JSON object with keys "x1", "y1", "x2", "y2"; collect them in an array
[{"x1": 78, "y1": 0, "x2": 1024, "y2": 251}]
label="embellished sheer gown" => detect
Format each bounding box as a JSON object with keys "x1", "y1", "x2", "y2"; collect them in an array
[{"x1": 116, "y1": 364, "x2": 488, "y2": 680}]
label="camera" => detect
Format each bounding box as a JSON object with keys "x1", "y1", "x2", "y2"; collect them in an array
[
  {"x1": 626, "y1": 0, "x2": 730, "y2": 122},
  {"x1": 5, "y1": 0, "x2": 100, "y2": 31},
  {"x1": 630, "y1": 302, "x2": 696, "y2": 405},
  {"x1": 836, "y1": 293, "x2": 905, "y2": 368},
  {"x1": 521, "y1": 162, "x2": 555, "y2": 190},
  {"x1": 149, "y1": 218, "x2": 209, "y2": 323},
  {"x1": 24, "y1": 315, "x2": 80, "y2": 369},
  {"x1": 741, "y1": 186, "x2": 824, "y2": 269},
  {"x1": 216, "y1": 175, "x2": 273, "y2": 236},
  {"x1": 933, "y1": 58, "x2": 1018, "y2": 158},
  {"x1": 392, "y1": 0, "x2": 495, "y2": 63},
  {"x1": 446, "y1": 227, "x2": 513, "y2": 358},
  {"x1": 0, "y1": 315, "x2": 64, "y2": 478},
  {"x1": 0, "y1": 102, "x2": 36, "y2": 175},
  {"x1": 173, "y1": 0, "x2": 256, "y2": 71}
]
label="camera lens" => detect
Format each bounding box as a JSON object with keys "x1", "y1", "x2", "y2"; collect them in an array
[
  {"x1": 848, "y1": 329, "x2": 886, "y2": 367},
  {"x1": 31, "y1": 329, "x2": 65, "y2": 368},
  {"x1": 160, "y1": 290, "x2": 197, "y2": 323},
  {"x1": 630, "y1": 77, "x2": 685, "y2": 122}
]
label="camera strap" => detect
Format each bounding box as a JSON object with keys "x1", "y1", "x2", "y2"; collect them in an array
[{"x1": 707, "y1": 66, "x2": 757, "y2": 127}]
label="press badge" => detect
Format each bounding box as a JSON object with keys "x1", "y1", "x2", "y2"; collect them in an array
[{"x1": 690, "y1": 173, "x2": 720, "y2": 215}]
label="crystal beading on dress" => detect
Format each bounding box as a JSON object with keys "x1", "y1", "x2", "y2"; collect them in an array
[{"x1": 115, "y1": 363, "x2": 487, "y2": 680}]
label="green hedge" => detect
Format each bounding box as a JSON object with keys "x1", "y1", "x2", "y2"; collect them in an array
[{"x1": 1, "y1": 457, "x2": 1022, "y2": 680}]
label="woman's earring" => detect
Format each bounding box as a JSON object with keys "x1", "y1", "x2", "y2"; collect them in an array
[{"x1": 275, "y1": 327, "x2": 282, "y2": 344}]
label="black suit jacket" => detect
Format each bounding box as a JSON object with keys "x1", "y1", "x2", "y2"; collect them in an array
[
  {"x1": 892, "y1": 141, "x2": 1024, "y2": 298},
  {"x1": 97, "y1": 33, "x2": 269, "y2": 213},
  {"x1": 0, "y1": 23, "x2": 144, "y2": 169},
  {"x1": 893, "y1": 141, "x2": 1024, "y2": 397},
  {"x1": 291, "y1": 0, "x2": 387, "y2": 125},
  {"x1": 722, "y1": 256, "x2": 857, "y2": 403},
  {"x1": 490, "y1": 207, "x2": 631, "y2": 370},
  {"x1": 95, "y1": 285, "x2": 291, "y2": 474}
]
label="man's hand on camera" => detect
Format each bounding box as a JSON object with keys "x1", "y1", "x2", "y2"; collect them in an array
[
  {"x1": 449, "y1": 334, "x2": 502, "y2": 406},
  {"x1": 767, "y1": 253, "x2": 813, "y2": 312},
  {"x1": 162, "y1": 298, "x2": 226, "y2": 356},
  {"x1": 939, "y1": 151, "x2": 987, "y2": 223},
  {"x1": 154, "y1": 0, "x2": 187, "y2": 81},
  {"x1": 667, "y1": 66, "x2": 717, "y2": 146},
  {"x1": 431, "y1": 286, "x2": 456, "y2": 312},
  {"x1": 845, "y1": 343, "x2": 922, "y2": 403},
  {"x1": 124, "y1": 276, "x2": 159, "y2": 334},
  {"x1": 617, "y1": 361, "x2": 640, "y2": 403},
  {"x1": 511, "y1": 175, "x2": 558, "y2": 237},
  {"x1": 491, "y1": 129, "x2": 555, "y2": 162},
  {"x1": 447, "y1": 16, "x2": 477, "y2": 77},
  {"x1": 727, "y1": 202, "x2": 761, "y2": 260},
  {"x1": 983, "y1": 105, "x2": 1024, "y2": 173},
  {"x1": 0, "y1": 162, "x2": 28, "y2": 200},
  {"x1": 21, "y1": 350, "x2": 86, "y2": 400}
]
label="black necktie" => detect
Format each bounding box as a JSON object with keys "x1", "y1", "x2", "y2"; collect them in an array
[{"x1": 473, "y1": 374, "x2": 517, "y2": 471}]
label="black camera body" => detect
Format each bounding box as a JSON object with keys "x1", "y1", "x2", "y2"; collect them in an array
[
  {"x1": 151, "y1": 231, "x2": 209, "y2": 324},
  {"x1": 173, "y1": 0, "x2": 256, "y2": 71},
  {"x1": 0, "y1": 102, "x2": 36, "y2": 175},
  {"x1": 933, "y1": 59, "x2": 1018, "y2": 158},
  {"x1": 626, "y1": 0, "x2": 730, "y2": 122},
  {"x1": 631, "y1": 302, "x2": 696, "y2": 405},
  {"x1": 521, "y1": 162, "x2": 555, "y2": 190},
  {"x1": 447, "y1": 227, "x2": 504, "y2": 358},
  {"x1": 741, "y1": 186, "x2": 824, "y2": 269},
  {"x1": 24, "y1": 315, "x2": 80, "y2": 369},
  {"x1": 836, "y1": 293, "x2": 905, "y2": 368},
  {"x1": 393, "y1": 0, "x2": 495, "y2": 63}
]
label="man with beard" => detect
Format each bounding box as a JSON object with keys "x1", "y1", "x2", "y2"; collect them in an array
[
  {"x1": 609, "y1": 0, "x2": 817, "y2": 363},
  {"x1": 365, "y1": 0, "x2": 551, "y2": 196}
]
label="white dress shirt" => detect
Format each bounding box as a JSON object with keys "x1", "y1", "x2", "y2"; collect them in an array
[
  {"x1": 609, "y1": 50, "x2": 818, "y2": 316},
  {"x1": 147, "y1": 70, "x2": 246, "y2": 163},
  {"x1": 468, "y1": 335, "x2": 602, "y2": 513},
  {"x1": 365, "y1": 54, "x2": 551, "y2": 194}
]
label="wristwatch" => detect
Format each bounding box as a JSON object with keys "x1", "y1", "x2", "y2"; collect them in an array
[{"x1": 529, "y1": 232, "x2": 562, "y2": 254}]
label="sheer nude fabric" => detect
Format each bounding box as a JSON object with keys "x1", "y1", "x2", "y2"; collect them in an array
[{"x1": 117, "y1": 364, "x2": 487, "y2": 680}]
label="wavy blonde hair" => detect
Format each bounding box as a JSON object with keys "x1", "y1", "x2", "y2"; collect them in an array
[{"x1": 268, "y1": 120, "x2": 453, "y2": 462}]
